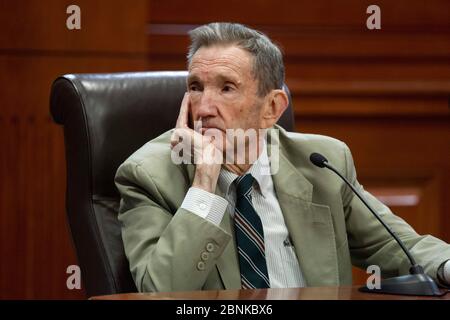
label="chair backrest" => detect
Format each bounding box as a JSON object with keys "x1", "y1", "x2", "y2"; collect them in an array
[{"x1": 50, "y1": 71, "x2": 295, "y2": 297}]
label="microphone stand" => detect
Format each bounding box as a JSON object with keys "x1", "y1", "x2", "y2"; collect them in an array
[{"x1": 310, "y1": 153, "x2": 445, "y2": 296}]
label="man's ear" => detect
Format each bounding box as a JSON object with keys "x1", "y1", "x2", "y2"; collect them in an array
[{"x1": 260, "y1": 89, "x2": 289, "y2": 129}]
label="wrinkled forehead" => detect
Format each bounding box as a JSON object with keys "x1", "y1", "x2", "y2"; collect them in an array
[{"x1": 188, "y1": 45, "x2": 254, "y2": 81}]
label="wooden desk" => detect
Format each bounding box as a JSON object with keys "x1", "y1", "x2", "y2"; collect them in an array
[{"x1": 91, "y1": 286, "x2": 450, "y2": 300}]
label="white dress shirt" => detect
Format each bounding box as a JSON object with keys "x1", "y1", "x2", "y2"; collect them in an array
[{"x1": 181, "y1": 144, "x2": 305, "y2": 288}]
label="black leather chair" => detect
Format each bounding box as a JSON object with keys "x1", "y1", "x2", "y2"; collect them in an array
[{"x1": 50, "y1": 71, "x2": 295, "y2": 297}]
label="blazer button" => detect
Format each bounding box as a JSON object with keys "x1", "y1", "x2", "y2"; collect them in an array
[
  {"x1": 197, "y1": 261, "x2": 205, "y2": 271},
  {"x1": 206, "y1": 243, "x2": 214, "y2": 252},
  {"x1": 201, "y1": 252, "x2": 209, "y2": 261}
]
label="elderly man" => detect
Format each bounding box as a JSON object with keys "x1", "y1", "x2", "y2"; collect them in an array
[{"x1": 115, "y1": 22, "x2": 450, "y2": 292}]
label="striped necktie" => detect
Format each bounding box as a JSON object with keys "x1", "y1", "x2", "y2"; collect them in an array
[{"x1": 234, "y1": 174, "x2": 270, "y2": 289}]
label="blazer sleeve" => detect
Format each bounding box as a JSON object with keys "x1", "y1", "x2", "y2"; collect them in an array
[
  {"x1": 115, "y1": 160, "x2": 232, "y2": 292},
  {"x1": 341, "y1": 142, "x2": 450, "y2": 281}
]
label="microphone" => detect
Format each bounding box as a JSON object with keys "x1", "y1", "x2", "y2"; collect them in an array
[{"x1": 309, "y1": 152, "x2": 443, "y2": 296}]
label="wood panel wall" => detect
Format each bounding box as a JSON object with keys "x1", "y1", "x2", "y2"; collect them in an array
[
  {"x1": 0, "y1": 0, "x2": 149, "y2": 299},
  {"x1": 1, "y1": 0, "x2": 449, "y2": 298}
]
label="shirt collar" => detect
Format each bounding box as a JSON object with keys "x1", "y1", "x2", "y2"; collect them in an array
[{"x1": 218, "y1": 140, "x2": 271, "y2": 199}]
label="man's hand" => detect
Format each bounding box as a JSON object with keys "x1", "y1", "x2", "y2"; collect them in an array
[{"x1": 170, "y1": 93, "x2": 222, "y2": 193}]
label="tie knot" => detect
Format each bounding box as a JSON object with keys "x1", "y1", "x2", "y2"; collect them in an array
[{"x1": 235, "y1": 174, "x2": 254, "y2": 197}]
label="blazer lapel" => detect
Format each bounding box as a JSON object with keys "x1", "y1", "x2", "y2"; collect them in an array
[{"x1": 270, "y1": 129, "x2": 339, "y2": 287}]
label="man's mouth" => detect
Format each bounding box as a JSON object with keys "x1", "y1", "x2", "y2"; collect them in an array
[{"x1": 200, "y1": 126, "x2": 224, "y2": 134}]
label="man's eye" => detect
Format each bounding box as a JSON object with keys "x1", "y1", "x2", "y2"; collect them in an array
[
  {"x1": 222, "y1": 85, "x2": 234, "y2": 92},
  {"x1": 189, "y1": 85, "x2": 200, "y2": 91}
]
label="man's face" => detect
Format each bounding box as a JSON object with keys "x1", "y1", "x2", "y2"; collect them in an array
[{"x1": 187, "y1": 45, "x2": 266, "y2": 136}]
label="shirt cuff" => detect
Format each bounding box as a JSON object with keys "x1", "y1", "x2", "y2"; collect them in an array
[{"x1": 181, "y1": 187, "x2": 229, "y2": 226}]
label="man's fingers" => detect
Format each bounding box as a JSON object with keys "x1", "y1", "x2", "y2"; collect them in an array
[
  {"x1": 170, "y1": 127, "x2": 188, "y2": 148},
  {"x1": 170, "y1": 127, "x2": 196, "y2": 150},
  {"x1": 199, "y1": 142, "x2": 223, "y2": 165},
  {"x1": 170, "y1": 127, "x2": 223, "y2": 165},
  {"x1": 176, "y1": 92, "x2": 190, "y2": 128}
]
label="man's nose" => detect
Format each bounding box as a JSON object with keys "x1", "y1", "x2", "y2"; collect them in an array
[{"x1": 196, "y1": 89, "x2": 218, "y2": 118}]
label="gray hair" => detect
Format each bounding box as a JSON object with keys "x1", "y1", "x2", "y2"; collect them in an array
[{"x1": 187, "y1": 22, "x2": 284, "y2": 97}]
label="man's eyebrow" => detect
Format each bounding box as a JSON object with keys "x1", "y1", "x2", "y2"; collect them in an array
[
  {"x1": 217, "y1": 74, "x2": 239, "y2": 84},
  {"x1": 187, "y1": 73, "x2": 241, "y2": 85},
  {"x1": 187, "y1": 75, "x2": 200, "y2": 84}
]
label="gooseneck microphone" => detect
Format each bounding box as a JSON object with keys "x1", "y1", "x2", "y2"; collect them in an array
[
  {"x1": 310, "y1": 153, "x2": 418, "y2": 268},
  {"x1": 309, "y1": 152, "x2": 444, "y2": 296}
]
